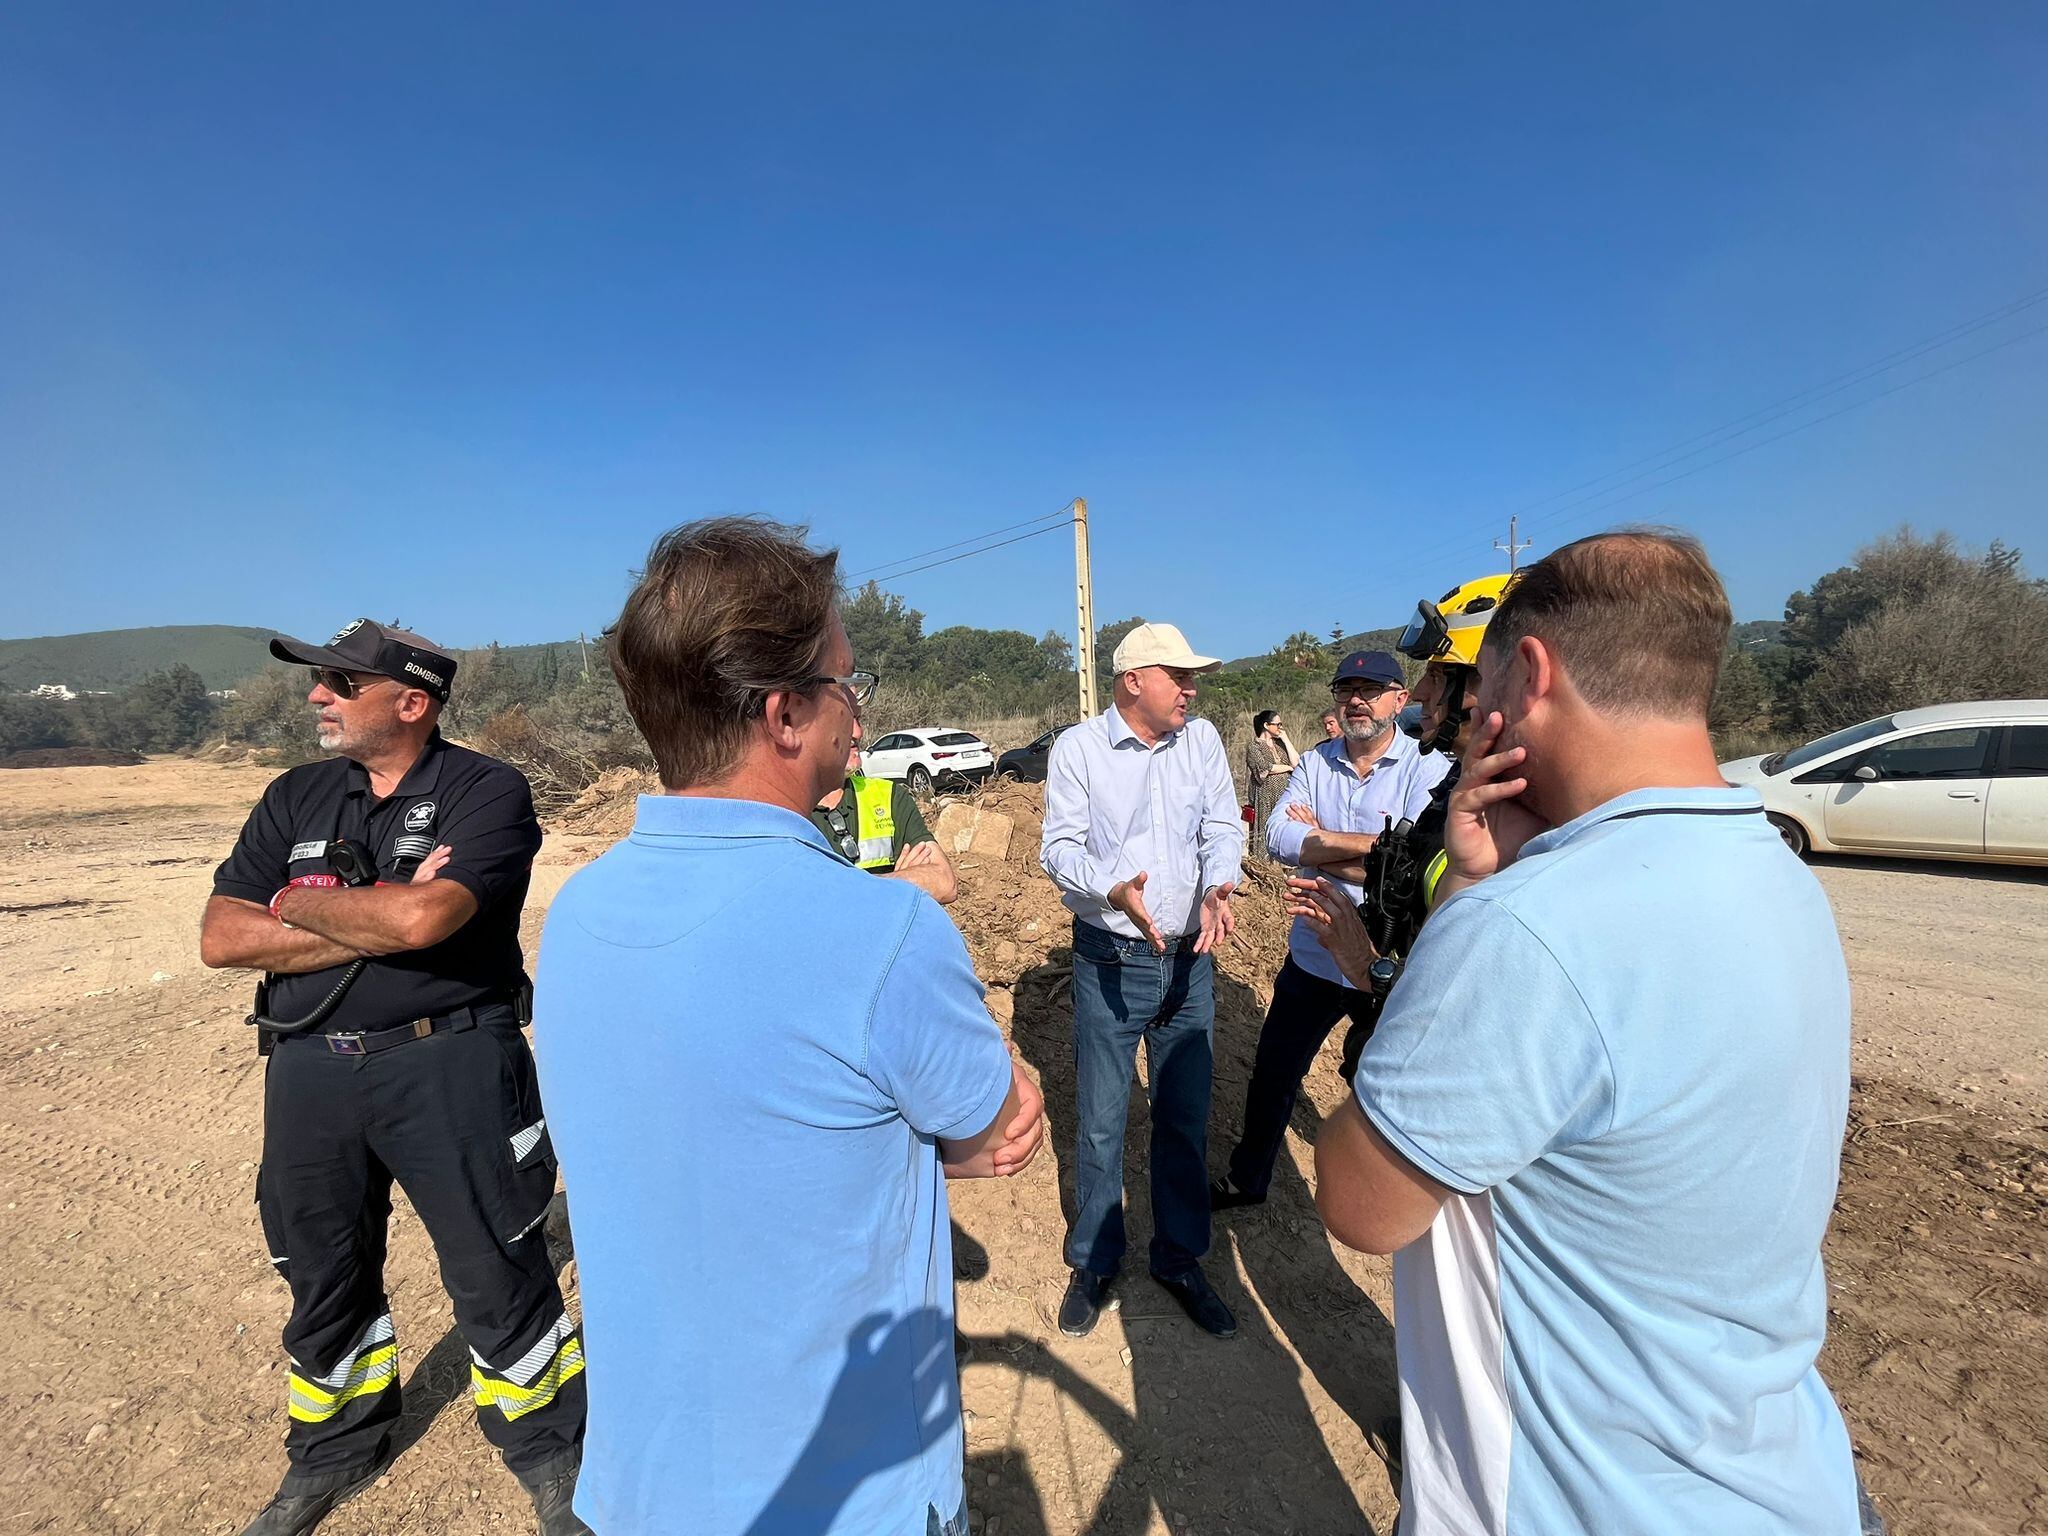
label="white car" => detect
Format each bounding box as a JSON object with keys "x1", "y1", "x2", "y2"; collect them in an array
[
  {"x1": 858, "y1": 727, "x2": 995, "y2": 794},
  {"x1": 1719, "y1": 699, "x2": 2048, "y2": 865}
]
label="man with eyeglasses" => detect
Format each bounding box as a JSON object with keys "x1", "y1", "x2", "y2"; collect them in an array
[
  {"x1": 202, "y1": 618, "x2": 589, "y2": 1536},
  {"x1": 534, "y1": 519, "x2": 1041, "y2": 1535},
  {"x1": 1209, "y1": 649, "x2": 1448, "y2": 1214},
  {"x1": 809, "y1": 729, "x2": 958, "y2": 904}
]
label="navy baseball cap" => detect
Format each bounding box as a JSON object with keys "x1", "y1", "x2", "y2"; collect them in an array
[
  {"x1": 1330, "y1": 649, "x2": 1405, "y2": 688},
  {"x1": 269, "y1": 618, "x2": 458, "y2": 702}
]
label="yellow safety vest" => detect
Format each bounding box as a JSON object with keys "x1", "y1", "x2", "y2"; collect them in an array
[{"x1": 849, "y1": 774, "x2": 898, "y2": 870}]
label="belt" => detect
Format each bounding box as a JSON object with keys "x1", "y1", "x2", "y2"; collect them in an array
[{"x1": 296, "y1": 1002, "x2": 504, "y2": 1056}]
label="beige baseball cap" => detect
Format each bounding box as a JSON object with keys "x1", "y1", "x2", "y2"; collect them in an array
[{"x1": 1111, "y1": 622, "x2": 1222, "y2": 675}]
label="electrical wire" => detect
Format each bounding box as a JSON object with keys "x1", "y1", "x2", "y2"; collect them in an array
[
  {"x1": 1504, "y1": 285, "x2": 2048, "y2": 522},
  {"x1": 847, "y1": 501, "x2": 1076, "y2": 581},
  {"x1": 1390, "y1": 289, "x2": 2048, "y2": 580},
  {"x1": 1511, "y1": 318, "x2": 2048, "y2": 545},
  {"x1": 853, "y1": 519, "x2": 1076, "y2": 584}
]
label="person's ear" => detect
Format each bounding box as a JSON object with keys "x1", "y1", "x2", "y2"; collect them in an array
[
  {"x1": 1518, "y1": 636, "x2": 1558, "y2": 712},
  {"x1": 758, "y1": 687, "x2": 811, "y2": 752},
  {"x1": 396, "y1": 688, "x2": 433, "y2": 725}
]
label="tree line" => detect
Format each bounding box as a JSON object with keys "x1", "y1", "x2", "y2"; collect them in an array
[{"x1": 8, "y1": 528, "x2": 2042, "y2": 784}]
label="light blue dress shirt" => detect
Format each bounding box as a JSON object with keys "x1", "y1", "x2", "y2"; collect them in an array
[
  {"x1": 1267, "y1": 730, "x2": 1450, "y2": 984},
  {"x1": 1040, "y1": 705, "x2": 1244, "y2": 940}
]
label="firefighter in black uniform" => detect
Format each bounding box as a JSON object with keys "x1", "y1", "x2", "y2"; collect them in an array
[{"x1": 201, "y1": 618, "x2": 588, "y2": 1536}]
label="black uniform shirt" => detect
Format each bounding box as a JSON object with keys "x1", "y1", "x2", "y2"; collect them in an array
[{"x1": 214, "y1": 732, "x2": 541, "y2": 1032}]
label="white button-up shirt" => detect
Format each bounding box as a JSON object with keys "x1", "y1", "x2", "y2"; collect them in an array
[
  {"x1": 1040, "y1": 705, "x2": 1245, "y2": 941},
  {"x1": 1268, "y1": 729, "x2": 1450, "y2": 983}
]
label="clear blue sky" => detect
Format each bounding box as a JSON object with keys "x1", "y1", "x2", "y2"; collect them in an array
[{"x1": 4, "y1": 3, "x2": 2044, "y2": 658}]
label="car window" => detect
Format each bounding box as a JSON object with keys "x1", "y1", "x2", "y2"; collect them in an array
[
  {"x1": 1032, "y1": 730, "x2": 1056, "y2": 749},
  {"x1": 1773, "y1": 715, "x2": 1896, "y2": 775},
  {"x1": 870, "y1": 734, "x2": 908, "y2": 752},
  {"x1": 1996, "y1": 724, "x2": 2048, "y2": 777},
  {"x1": 931, "y1": 732, "x2": 979, "y2": 746},
  {"x1": 1860, "y1": 726, "x2": 1994, "y2": 781}
]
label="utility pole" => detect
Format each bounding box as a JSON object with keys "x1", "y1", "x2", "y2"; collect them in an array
[
  {"x1": 1073, "y1": 498, "x2": 1098, "y2": 719},
  {"x1": 1494, "y1": 515, "x2": 1531, "y2": 572},
  {"x1": 578, "y1": 631, "x2": 591, "y2": 681}
]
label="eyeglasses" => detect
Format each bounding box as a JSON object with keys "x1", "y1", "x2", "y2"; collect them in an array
[
  {"x1": 823, "y1": 805, "x2": 860, "y2": 860},
  {"x1": 310, "y1": 667, "x2": 399, "y2": 700},
  {"x1": 804, "y1": 670, "x2": 880, "y2": 708},
  {"x1": 1330, "y1": 680, "x2": 1397, "y2": 702}
]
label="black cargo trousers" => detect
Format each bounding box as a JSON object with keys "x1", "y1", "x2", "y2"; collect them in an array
[{"x1": 255, "y1": 1004, "x2": 585, "y2": 1495}]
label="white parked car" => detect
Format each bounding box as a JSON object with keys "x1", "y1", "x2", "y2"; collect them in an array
[
  {"x1": 1719, "y1": 699, "x2": 2048, "y2": 865},
  {"x1": 858, "y1": 727, "x2": 995, "y2": 794}
]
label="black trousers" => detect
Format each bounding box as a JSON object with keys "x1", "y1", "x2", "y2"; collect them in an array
[
  {"x1": 255, "y1": 1009, "x2": 585, "y2": 1494},
  {"x1": 1226, "y1": 956, "x2": 1385, "y2": 1200}
]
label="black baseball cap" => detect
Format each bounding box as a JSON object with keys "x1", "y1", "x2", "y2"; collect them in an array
[
  {"x1": 269, "y1": 618, "x2": 458, "y2": 703},
  {"x1": 1329, "y1": 650, "x2": 1405, "y2": 689}
]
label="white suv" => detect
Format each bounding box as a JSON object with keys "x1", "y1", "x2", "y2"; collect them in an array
[
  {"x1": 1720, "y1": 699, "x2": 2048, "y2": 864},
  {"x1": 859, "y1": 728, "x2": 996, "y2": 794}
]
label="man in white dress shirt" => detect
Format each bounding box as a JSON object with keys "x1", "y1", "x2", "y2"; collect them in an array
[{"x1": 1039, "y1": 623, "x2": 1245, "y2": 1340}]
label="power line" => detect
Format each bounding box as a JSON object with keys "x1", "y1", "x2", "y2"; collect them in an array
[
  {"x1": 1503, "y1": 285, "x2": 2048, "y2": 522},
  {"x1": 853, "y1": 519, "x2": 1076, "y2": 584},
  {"x1": 1390, "y1": 287, "x2": 2048, "y2": 581},
  {"x1": 847, "y1": 501, "x2": 1076, "y2": 581},
  {"x1": 1515, "y1": 318, "x2": 2048, "y2": 545}
]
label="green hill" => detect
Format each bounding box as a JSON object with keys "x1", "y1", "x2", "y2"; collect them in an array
[{"x1": 0, "y1": 625, "x2": 278, "y2": 693}]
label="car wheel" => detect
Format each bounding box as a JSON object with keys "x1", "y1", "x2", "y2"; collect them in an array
[
  {"x1": 907, "y1": 765, "x2": 932, "y2": 794},
  {"x1": 1767, "y1": 814, "x2": 1809, "y2": 858}
]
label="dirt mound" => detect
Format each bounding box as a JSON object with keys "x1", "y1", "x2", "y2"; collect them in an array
[
  {"x1": 0, "y1": 746, "x2": 146, "y2": 769},
  {"x1": 556, "y1": 766, "x2": 657, "y2": 836}
]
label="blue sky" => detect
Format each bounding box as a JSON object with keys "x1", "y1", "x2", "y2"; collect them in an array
[{"x1": 4, "y1": 3, "x2": 2044, "y2": 658}]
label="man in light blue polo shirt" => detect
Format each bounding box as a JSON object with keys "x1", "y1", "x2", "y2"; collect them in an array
[
  {"x1": 1212, "y1": 649, "x2": 1447, "y2": 1210},
  {"x1": 533, "y1": 518, "x2": 1042, "y2": 1536},
  {"x1": 1313, "y1": 531, "x2": 1860, "y2": 1534}
]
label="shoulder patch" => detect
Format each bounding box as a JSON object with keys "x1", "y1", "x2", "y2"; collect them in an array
[{"x1": 404, "y1": 801, "x2": 436, "y2": 832}]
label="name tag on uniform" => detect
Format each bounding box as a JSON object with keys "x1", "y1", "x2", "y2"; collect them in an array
[{"x1": 290, "y1": 840, "x2": 328, "y2": 862}]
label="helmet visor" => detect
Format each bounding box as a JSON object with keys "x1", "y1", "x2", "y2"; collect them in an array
[{"x1": 1396, "y1": 600, "x2": 1451, "y2": 662}]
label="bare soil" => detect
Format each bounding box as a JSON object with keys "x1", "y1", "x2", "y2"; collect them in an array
[{"x1": 0, "y1": 760, "x2": 2042, "y2": 1535}]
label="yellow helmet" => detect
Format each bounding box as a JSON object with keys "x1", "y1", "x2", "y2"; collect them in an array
[{"x1": 1396, "y1": 572, "x2": 1518, "y2": 669}]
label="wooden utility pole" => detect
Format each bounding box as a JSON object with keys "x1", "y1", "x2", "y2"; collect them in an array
[
  {"x1": 1494, "y1": 515, "x2": 1532, "y2": 572},
  {"x1": 1073, "y1": 498, "x2": 1098, "y2": 719}
]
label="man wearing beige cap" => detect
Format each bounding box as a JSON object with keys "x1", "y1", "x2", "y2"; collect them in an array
[{"x1": 1040, "y1": 622, "x2": 1245, "y2": 1340}]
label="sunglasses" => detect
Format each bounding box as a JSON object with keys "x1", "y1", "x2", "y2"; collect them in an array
[
  {"x1": 310, "y1": 667, "x2": 400, "y2": 700},
  {"x1": 823, "y1": 805, "x2": 860, "y2": 859}
]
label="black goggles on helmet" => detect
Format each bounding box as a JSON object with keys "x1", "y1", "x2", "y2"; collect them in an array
[{"x1": 1396, "y1": 600, "x2": 1451, "y2": 663}]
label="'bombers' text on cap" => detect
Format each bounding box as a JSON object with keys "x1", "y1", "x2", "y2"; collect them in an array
[{"x1": 269, "y1": 619, "x2": 458, "y2": 702}]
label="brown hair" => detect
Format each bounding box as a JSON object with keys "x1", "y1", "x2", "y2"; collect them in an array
[
  {"x1": 1483, "y1": 528, "x2": 1731, "y2": 719},
  {"x1": 608, "y1": 517, "x2": 841, "y2": 788}
]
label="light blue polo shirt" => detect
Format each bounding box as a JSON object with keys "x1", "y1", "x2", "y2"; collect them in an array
[
  {"x1": 533, "y1": 794, "x2": 1012, "y2": 1535},
  {"x1": 1357, "y1": 786, "x2": 1859, "y2": 1535}
]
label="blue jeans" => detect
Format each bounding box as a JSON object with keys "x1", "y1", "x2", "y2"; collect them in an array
[{"x1": 1065, "y1": 919, "x2": 1215, "y2": 1280}]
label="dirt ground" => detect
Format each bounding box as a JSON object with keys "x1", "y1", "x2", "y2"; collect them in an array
[{"x1": 1, "y1": 759, "x2": 2043, "y2": 1535}]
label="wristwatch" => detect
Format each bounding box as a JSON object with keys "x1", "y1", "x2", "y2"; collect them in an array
[{"x1": 1367, "y1": 956, "x2": 1403, "y2": 995}]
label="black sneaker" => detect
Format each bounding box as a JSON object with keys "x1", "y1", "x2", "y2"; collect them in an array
[
  {"x1": 518, "y1": 1461, "x2": 594, "y2": 1536},
  {"x1": 1208, "y1": 1175, "x2": 1265, "y2": 1212},
  {"x1": 1151, "y1": 1266, "x2": 1237, "y2": 1339},
  {"x1": 1057, "y1": 1268, "x2": 1116, "y2": 1337},
  {"x1": 240, "y1": 1456, "x2": 390, "y2": 1536}
]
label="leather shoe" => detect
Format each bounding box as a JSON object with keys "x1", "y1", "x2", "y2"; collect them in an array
[
  {"x1": 1058, "y1": 1268, "x2": 1116, "y2": 1337},
  {"x1": 1152, "y1": 1266, "x2": 1237, "y2": 1338},
  {"x1": 240, "y1": 1454, "x2": 391, "y2": 1536},
  {"x1": 1208, "y1": 1175, "x2": 1265, "y2": 1212}
]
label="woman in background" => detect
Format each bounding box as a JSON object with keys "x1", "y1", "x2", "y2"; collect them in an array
[{"x1": 1244, "y1": 709, "x2": 1298, "y2": 858}]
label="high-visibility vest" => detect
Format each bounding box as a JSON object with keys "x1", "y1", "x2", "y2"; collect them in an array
[{"x1": 848, "y1": 774, "x2": 898, "y2": 870}]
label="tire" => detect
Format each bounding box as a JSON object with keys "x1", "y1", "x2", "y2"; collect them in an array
[
  {"x1": 907, "y1": 765, "x2": 932, "y2": 794},
  {"x1": 1767, "y1": 813, "x2": 1809, "y2": 858}
]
